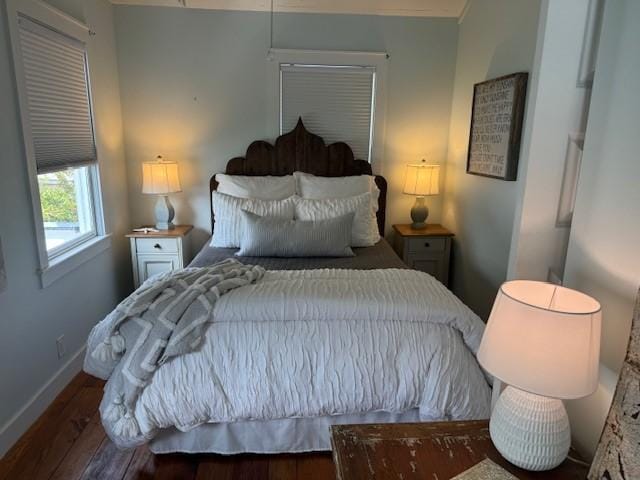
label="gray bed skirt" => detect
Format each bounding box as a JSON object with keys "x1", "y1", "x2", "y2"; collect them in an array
[{"x1": 150, "y1": 409, "x2": 421, "y2": 455}]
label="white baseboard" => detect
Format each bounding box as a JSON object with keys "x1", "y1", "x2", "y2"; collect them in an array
[{"x1": 0, "y1": 345, "x2": 86, "y2": 459}]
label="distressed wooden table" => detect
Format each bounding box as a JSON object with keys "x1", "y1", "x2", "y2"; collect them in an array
[{"x1": 331, "y1": 421, "x2": 589, "y2": 480}]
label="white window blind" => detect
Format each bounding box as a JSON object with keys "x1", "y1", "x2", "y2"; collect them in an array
[
  {"x1": 18, "y1": 15, "x2": 96, "y2": 174},
  {"x1": 280, "y1": 64, "x2": 375, "y2": 161}
]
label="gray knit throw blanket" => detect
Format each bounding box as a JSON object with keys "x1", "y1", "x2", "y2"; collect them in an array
[{"x1": 89, "y1": 259, "x2": 264, "y2": 444}]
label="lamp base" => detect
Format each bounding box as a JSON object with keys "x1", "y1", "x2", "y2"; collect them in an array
[
  {"x1": 154, "y1": 195, "x2": 175, "y2": 231},
  {"x1": 490, "y1": 386, "x2": 571, "y2": 471},
  {"x1": 410, "y1": 197, "x2": 429, "y2": 229}
]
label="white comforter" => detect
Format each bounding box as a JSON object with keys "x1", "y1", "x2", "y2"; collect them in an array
[{"x1": 128, "y1": 268, "x2": 491, "y2": 441}]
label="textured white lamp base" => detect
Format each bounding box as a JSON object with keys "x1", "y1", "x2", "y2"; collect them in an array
[
  {"x1": 154, "y1": 195, "x2": 175, "y2": 230},
  {"x1": 490, "y1": 386, "x2": 571, "y2": 471}
]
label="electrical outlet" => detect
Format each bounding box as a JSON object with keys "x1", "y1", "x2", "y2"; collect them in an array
[{"x1": 56, "y1": 335, "x2": 66, "y2": 359}]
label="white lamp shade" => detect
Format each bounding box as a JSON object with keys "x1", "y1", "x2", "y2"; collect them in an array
[
  {"x1": 477, "y1": 280, "x2": 601, "y2": 400},
  {"x1": 403, "y1": 163, "x2": 440, "y2": 196},
  {"x1": 142, "y1": 160, "x2": 181, "y2": 194}
]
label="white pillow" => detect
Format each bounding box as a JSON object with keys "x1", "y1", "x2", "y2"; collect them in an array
[
  {"x1": 211, "y1": 192, "x2": 297, "y2": 248},
  {"x1": 216, "y1": 174, "x2": 296, "y2": 200},
  {"x1": 295, "y1": 193, "x2": 380, "y2": 247},
  {"x1": 294, "y1": 171, "x2": 380, "y2": 205}
]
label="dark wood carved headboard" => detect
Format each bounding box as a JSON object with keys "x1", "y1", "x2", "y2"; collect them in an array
[{"x1": 209, "y1": 119, "x2": 387, "y2": 235}]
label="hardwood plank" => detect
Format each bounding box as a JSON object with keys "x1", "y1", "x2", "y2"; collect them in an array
[
  {"x1": 296, "y1": 453, "x2": 336, "y2": 480},
  {"x1": 268, "y1": 454, "x2": 297, "y2": 480},
  {"x1": 153, "y1": 454, "x2": 198, "y2": 480},
  {"x1": 79, "y1": 436, "x2": 135, "y2": 480},
  {"x1": 0, "y1": 372, "x2": 88, "y2": 480},
  {"x1": 0, "y1": 372, "x2": 342, "y2": 480},
  {"x1": 195, "y1": 454, "x2": 234, "y2": 480},
  {"x1": 82, "y1": 375, "x2": 106, "y2": 388},
  {"x1": 50, "y1": 410, "x2": 106, "y2": 480},
  {"x1": 122, "y1": 446, "x2": 157, "y2": 480},
  {"x1": 1, "y1": 386, "x2": 103, "y2": 480},
  {"x1": 232, "y1": 455, "x2": 269, "y2": 480}
]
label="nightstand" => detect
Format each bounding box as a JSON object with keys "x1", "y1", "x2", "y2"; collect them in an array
[
  {"x1": 126, "y1": 225, "x2": 193, "y2": 288},
  {"x1": 392, "y1": 223, "x2": 453, "y2": 285},
  {"x1": 331, "y1": 421, "x2": 588, "y2": 480}
]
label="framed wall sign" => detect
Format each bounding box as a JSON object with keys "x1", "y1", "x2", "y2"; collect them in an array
[{"x1": 466, "y1": 72, "x2": 528, "y2": 181}]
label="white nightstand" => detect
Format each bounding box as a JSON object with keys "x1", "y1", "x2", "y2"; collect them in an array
[
  {"x1": 392, "y1": 223, "x2": 453, "y2": 286},
  {"x1": 126, "y1": 225, "x2": 193, "y2": 288}
]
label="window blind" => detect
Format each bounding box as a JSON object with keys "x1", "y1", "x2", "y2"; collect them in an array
[
  {"x1": 18, "y1": 15, "x2": 96, "y2": 174},
  {"x1": 280, "y1": 64, "x2": 375, "y2": 161}
]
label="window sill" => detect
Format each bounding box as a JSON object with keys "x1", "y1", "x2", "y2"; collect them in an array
[{"x1": 40, "y1": 234, "x2": 111, "y2": 288}]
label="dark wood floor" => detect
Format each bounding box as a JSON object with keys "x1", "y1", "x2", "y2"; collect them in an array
[{"x1": 0, "y1": 372, "x2": 337, "y2": 480}]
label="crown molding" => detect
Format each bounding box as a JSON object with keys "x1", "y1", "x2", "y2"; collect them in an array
[
  {"x1": 109, "y1": 0, "x2": 467, "y2": 18},
  {"x1": 458, "y1": 0, "x2": 472, "y2": 24}
]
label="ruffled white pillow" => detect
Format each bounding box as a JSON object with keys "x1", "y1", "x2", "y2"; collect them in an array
[
  {"x1": 294, "y1": 171, "x2": 379, "y2": 200},
  {"x1": 295, "y1": 193, "x2": 380, "y2": 247},
  {"x1": 216, "y1": 174, "x2": 296, "y2": 200}
]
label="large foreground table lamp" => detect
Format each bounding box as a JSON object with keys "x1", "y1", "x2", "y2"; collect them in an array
[
  {"x1": 478, "y1": 280, "x2": 601, "y2": 471},
  {"x1": 403, "y1": 160, "x2": 440, "y2": 229},
  {"x1": 142, "y1": 155, "x2": 182, "y2": 230}
]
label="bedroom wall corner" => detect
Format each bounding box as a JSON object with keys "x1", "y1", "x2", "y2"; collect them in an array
[
  {"x1": 0, "y1": 0, "x2": 130, "y2": 458},
  {"x1": 506, "y1": 0, "x2": 598, "y2": 286},
  {"x1": 441, "y1": 0, "x2": 541, "y2": 319},
  {"x1": 84, "y1": 0, "x2": 132, "y2": 299}
]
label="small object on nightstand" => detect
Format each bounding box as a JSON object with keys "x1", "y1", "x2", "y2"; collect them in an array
[
  {"x1": 126, "y1": 225, "x2": 193, "y2": 288},
  {"x1": 403, "y1": 160, "x2": 440, "y2": 229},
  {"x1": 392, "y1": 223, "x2": 453, "y2": 285}
]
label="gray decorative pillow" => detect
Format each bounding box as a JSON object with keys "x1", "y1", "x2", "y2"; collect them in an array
[{"x1": 236, "y1": 210, "x2": 355, "y2": 258}]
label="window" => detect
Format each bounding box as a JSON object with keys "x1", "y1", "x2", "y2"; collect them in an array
[
  {"x1": 38, "y1": 166, "x2": 97, "y2": 257},
  {"x1": 7, "y1": 0, "x2": 108, "y2": 285},
  {"x1": 280, "y1": 64, "x2": 376, "y2": 161},
  {"x1": 269, "y1": 49, "x2": 388, "y2": 166}
]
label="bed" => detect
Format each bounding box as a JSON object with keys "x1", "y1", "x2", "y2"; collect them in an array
[{"x1": 84, "y1": 120, "x2": 491, "y2": 454}]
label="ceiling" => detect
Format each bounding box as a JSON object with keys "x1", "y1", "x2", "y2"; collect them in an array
[{"x1": 109, "y1": 0, "x2": 470, "y2": 18}]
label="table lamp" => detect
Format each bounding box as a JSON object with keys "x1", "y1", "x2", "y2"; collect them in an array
[
  {"x1": 478, "y1": 280, "x2": 601, "y2": 471},
  {"x1": 403, "y1": 160, "x2": 440, "y2": 229},
  {"x1": 142, "y1": 155, "x2": 182, "y2": 230}
]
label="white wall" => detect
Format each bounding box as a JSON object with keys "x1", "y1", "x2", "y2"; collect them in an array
[
  {"x1": 562, "y1": 0, "x2": 640, "y2": 457},
  {"x1": 507, "y1": 0, "x2": 594, "y2": 284},
  {"x1": 441, "y1": 0, "x2": 541, "y2": 319},
  {"x1": 113, "y1": 6, "x2": 459, "y2": 247},
  {"x1": 0, "y1": 0, "x2": 130, "y2": 457}
]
